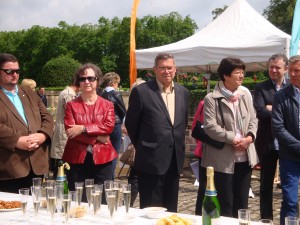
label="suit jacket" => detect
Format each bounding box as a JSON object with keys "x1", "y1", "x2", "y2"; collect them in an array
[
  {"x1": 0, "y1": 85, "x2": 54, "y2": 180},
  {"x1": 125, "y1": 79, "x2": 190, "y2": 175},
  {"x1": 253, "y1": 79, "x2": 289, "y2": 158}
]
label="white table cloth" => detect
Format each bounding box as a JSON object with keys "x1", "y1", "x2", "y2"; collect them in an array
[{"x1": 0, "y1": 191, "x2": 258, "y2": 225}]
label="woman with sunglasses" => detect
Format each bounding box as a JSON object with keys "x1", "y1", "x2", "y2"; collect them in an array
[{"x1": 62, "y1": 63, "x2": 117, "y2": 200}]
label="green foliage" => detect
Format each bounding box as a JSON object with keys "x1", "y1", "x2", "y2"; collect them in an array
[
  {"x1": 40, "y1": 56, "x2": 80, "y2": 87},
  {"x1": 263, "y1": 0, "x2": 296, "y2": 34},
  {"x1": 0, "y1": 12, "x2": 198, "y2": 87}
]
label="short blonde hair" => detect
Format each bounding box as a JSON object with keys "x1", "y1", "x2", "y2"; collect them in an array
[{"x1": 21, "y1": 79, "x2": 36, "y2": 91}]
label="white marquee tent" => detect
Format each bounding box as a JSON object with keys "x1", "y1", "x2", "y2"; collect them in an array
[{"x1": 136, "y1": 0, "x2": 300, "y2": 72}]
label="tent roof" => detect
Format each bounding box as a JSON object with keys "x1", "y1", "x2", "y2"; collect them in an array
[{"x1": 136, "y1": 0, "x2": 296, "y2": 72}]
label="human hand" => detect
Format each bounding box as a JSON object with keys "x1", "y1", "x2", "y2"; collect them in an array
[
  {"x1": 97, "y1": 135, "x2": 109, "y2": 144},
  {"x1": 266, "y1": 105, "x2": 272, "y2": 111},
  {"x1": 16, "y1": 135, "x2": 39, "y2": 151},
  {"x1": 66, "y1": 125, "x2": 84, "y2": 139}
]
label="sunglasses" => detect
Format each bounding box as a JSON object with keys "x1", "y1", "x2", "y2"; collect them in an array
[
  {"x1": 0, "y1": 68, "x2": 20, "y2": 75},
  {"x1": 78, "y1": 76, "x2": 98, "y2": 82}
]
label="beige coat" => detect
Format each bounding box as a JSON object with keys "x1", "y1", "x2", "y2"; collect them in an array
[
  {"x1": 50, "y1": 86, "x2": 77, "y2": 159},
  {"x1": 201, "y1": 83, "x2": 258, "y2": 174}
]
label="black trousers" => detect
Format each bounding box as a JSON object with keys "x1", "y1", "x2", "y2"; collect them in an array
[
  {"x1": 195, "y1": 157, "x2": 206, "y2": 215},
  {"x1": 196, "y1": 161, "x2": 251, "y2": 218},
  {"x1": 67, "y1": 152, "x2": 113, "y2": 203},
  {"x1": 138, "y1": 153, "x2": 179, "y2": 212},
  {"x1": 260, "y1": 149, "x2": 278, "y2": 220},
  {"x1": 128, "y1": 166, "x2": 139, "y2": 207},
  {"x1": 0, "y1": 169, "x2": 43, "y2": 194}
]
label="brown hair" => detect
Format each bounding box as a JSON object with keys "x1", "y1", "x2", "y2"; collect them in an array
[{"x1": 74, "y1": 63, "x2": 103, "y2": 87}]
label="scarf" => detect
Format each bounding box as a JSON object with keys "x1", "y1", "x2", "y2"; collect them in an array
[{"x1": 218, "y1": 81, "x2": 244, "y2": 136}]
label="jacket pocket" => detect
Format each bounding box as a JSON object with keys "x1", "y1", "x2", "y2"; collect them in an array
[{"x1": 141, "y1": 141, "x2": 157, "y2": 149}]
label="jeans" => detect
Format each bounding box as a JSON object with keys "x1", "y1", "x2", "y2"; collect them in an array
[
  {"x1": 279, "y1": 159, "x2": 300, "y2": 225},
  {"x1": 110, "y1": 123, "x2": 122, "y2": 179}
]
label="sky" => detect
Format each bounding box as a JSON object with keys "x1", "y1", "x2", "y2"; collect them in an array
[{"x1": 0, "y1": 0, "x2": 270, "y2": 32}]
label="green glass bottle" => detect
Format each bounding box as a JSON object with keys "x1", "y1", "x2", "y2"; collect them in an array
[
  {"x1": 202, "y1": 166, "x2": 220, "y2": 225},
  {"x1": 56, "y1": 160, "x2": 70, "y2": 194}
]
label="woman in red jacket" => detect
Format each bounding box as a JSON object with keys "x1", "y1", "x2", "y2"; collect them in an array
[{"x1": 63, "y1": 63, "x2": 117, "y2": 198}]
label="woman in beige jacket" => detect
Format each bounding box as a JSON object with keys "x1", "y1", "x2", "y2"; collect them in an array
[{"x1": 200, "y1": 57, "x2": 258, "y2": 218}]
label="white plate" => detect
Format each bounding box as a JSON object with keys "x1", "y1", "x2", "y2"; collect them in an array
[
  {"x1": 0, "y1": 207, "x2": 21, "y2": 212},
  {"x1": 113, "y1": 215, "x2": 136, "y2": 224}
]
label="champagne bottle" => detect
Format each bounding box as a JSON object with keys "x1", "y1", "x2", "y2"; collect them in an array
[
  {"x1": 202, "y1": 166, "x2": 220, "y2": 225},
  {"x1": 56, "y1": 160, "x2": 70, "y2": 194}
]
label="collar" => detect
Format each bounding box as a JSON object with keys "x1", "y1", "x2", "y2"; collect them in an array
[
  {"x1": 156, "y1": 79, "x2": 174, "y2": 93},
  {"x1": 104, "y1": 86, "x2": 115, "y2": 92},
  {"x1": 0, "y1": 85, "x2": 18, "y2": 96},
  {"x1": 271, "y1": 78, "x2": 287, "y2": 89}
]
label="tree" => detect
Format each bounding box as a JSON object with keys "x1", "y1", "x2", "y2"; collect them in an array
[
  {"x1": 263, "y1": 0, "x2": 296, "y2": 34},
  {"x1": 40, "y1": 56, "x2": 80, "y2": 87},
  {"x1": 212, "y1": 5, "x2": 228, "y2": 20}
]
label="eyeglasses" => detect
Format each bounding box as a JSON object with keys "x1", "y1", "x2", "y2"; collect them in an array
[
  {"x1": 157, "y1": 66, "x2": 174, "y2": 72},
  {"x1": 0, "y1": 68, "x2": 20, "y2": 75},
  {"x1": 78, "y1": 76, "x2": 98, "y2": 82}
]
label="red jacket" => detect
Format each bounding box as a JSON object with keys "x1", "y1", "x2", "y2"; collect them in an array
[{"x1": 63, "y1": 96, "x2": 117, "y2": 164}]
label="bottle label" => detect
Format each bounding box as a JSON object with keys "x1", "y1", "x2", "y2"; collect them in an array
[
  {"x1": 205, "y1": 190, "x2": 217, "y2": 196},
  {"x1": 211, "y1": 218, "x2": 220, "y2": 225}
]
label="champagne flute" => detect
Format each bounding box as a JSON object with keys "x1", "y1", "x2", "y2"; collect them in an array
[
  {"x1": 32, "y1": 177, "x2": 42, "y2": 187},
  {"x1": 62, "y1": 193, "x2": 71, "y2": 223},
  {"x1": 75, "y1": 181, "x2": 84, "y2": 206},
  {"x1": 122, "y1": 184, "x2": 131, "y2": 214},
  {"x1": 104, "y1": 180, "x2": 113, "y2": 200},
  {"x1": 91, "y1": 184, "x2": 103, "y2": 215},
  {"x1": 45, "y1": 180, "x2": 55, "y2": 212},
  {"x1": 85, "y1": 179, "x2": 94, "y2": 208},
  {"x1": 106, "y1": 189, "x2": 116, "y2": 219},
  {"x1": 69, "y1": 191, "x2": 78, "y2": 219},
  {"x1": 31, "y1": 186, "x2": 41, "y2": 217},
  {"x1": 19, "y1": 188, "x2": 30, "y2": 216},
  {"x1": 47, "y1": 186, "x2": 57, "y2": 223},
  {"x1": 113, "y1": 181, "x2": 121, "y2": 212},
  {"x1": 55, "y1": 182, "x2": 64, "y2": 213}
]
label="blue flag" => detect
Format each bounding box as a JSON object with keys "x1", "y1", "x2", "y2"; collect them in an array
[{"x1": 290, "y1": 0, "x2": 300, "y2": 56}]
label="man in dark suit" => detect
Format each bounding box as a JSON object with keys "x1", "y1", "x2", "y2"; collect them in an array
[
  {"x1": 125, "y1": 53, "x2": 189, "y2": 212},
  {"x1": 253, "y1": 53, "x2": 289, "y2": 220},
  {"x1": 0, "y1": 53, "x2": 54, "y2": 193}
]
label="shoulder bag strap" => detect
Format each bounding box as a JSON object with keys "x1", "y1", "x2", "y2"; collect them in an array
[{"x1": 217, "y1": 98, "x2": 225, "y2": 128}]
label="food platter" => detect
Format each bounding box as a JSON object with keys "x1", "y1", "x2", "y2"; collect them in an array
[
  {"x1": 0, "y1": 207, "x2": 21, "y2": 212},
  {"x1": 0, "y1": 200, "x2": 22, "y2": 212}
]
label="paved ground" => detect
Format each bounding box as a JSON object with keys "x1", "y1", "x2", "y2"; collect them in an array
[{"x1": 118, "y1": 168, "x2": 282, "y2": 224}]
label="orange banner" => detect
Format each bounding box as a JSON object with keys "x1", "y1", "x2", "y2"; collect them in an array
[{"x1": 129, "y1": 0, "x2": 140, "y2": 87}]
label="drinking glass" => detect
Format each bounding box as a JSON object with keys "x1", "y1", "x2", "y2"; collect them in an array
[
  {"x1": 75, "y1": 181, "x2": 84, "y2": 206},
  {"x1": 19, "y1": 188, "x2": 30, "y2": 216},
  {"x1": 113, "y1": 181, "x2": 121, "y2": 212},
  {"x1": 106, "y1": 189, "x2": 116, "y2": 219},
  {"x1": 32, "y1": 177, "x2": 42, "y2": 187},
  {"x1": 104, "y1": 180, "x2": 113, "y2": 200},
  {"x1": 259, "y1": 219, "x2": 273, "y2": 225},
  {"x1": 69, "y1": 191, "x2": 78, "y2": 219},
  {"x1": 47, "y1": 186, "x2": 57, "y2": 223},
  {"x1": 62, "y1": 193, "x2": 71, "y2": 223},
  {"x1": 92, "y1": 184, "x2": 103, "y2": 215},
  {"x1": 45, "y1": 180, "x2": 55, "y2": 212},
  {"x1": 55, "y1": 182, "x2": 64, "y2": 213},
  {"x1": 85, "y1": 179, "x2": 94, "y2": 208},
  {"x1": 31, "y1": 186, "x2": 41, "y2": 216},
  {"x1": 285, "y1": 216, "x2": 299, "y2": 225},
  {"x1": 238, "y1": 209, "x2": 250, "y2": 225},
  {"x1": 122, "y1": 184, "x2": 131, "y2": 214}
]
